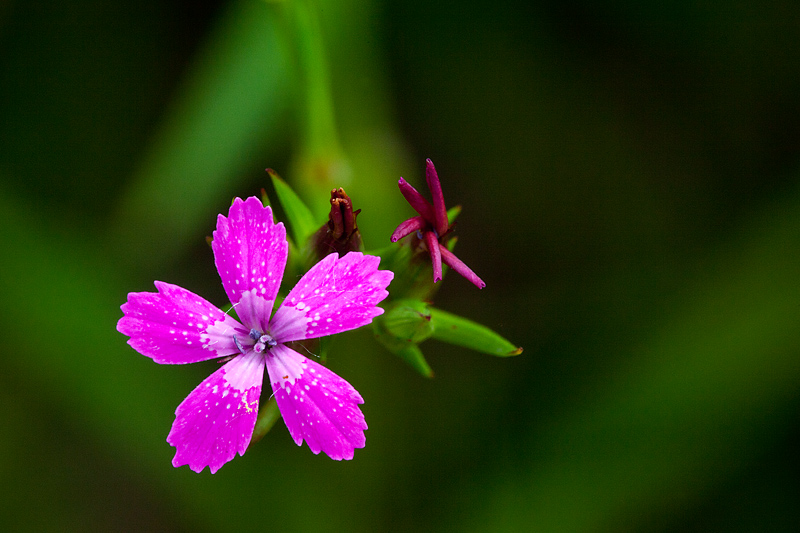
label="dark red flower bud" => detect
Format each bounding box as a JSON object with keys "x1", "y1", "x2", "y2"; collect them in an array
[{"x1": 312, "y1": 188, "x2": 362, "y2": 259}]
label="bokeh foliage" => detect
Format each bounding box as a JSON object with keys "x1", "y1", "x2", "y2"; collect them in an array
[{"x1": 1, "y1": 0, "x2": 798, "y2": 531}]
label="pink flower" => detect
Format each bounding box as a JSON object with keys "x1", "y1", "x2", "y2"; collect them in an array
[
  {"x1": 391, "y1": 159, "x2": 485, "y2": 289},
  {"x1": 118, "y1": 197, "x2": 393, "y2": 473}
]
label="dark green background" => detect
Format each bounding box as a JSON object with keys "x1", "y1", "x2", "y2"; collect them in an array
[{"x1": 1, "y1": 1, "x2": 798, "y2": 531}]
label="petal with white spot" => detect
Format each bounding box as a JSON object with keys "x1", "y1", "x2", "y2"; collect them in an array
[
  {"x1": 118, "y1": 281, "x2": 245, "y2": 364},
  {"x1": 269, "y1": 252, "x2": 393, "y2": 343},
  {"x1": 167, "y1": 351, "x2": 265, "y2": 473},
  {"x1": 212, "y1": 197, "x2": 288, "y2": 331},
  {"x1": 265, "y1": 344, "x2": 366, "y2": 460}
]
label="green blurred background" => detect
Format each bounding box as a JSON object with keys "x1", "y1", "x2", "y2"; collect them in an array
[{"x1": 1, "y1": 0, "x2": 799, "y2": 531}]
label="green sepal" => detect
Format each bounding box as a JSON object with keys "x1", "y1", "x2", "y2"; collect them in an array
[
  {"x1": 429, "y1": 307, "x2": 523, "y2": 357},
  {"x1": 369, "y1": 243, "x2": 439, "y2": 301},
  {"x1": 369, "y1": 210, "x2": 465, "y2": 302},
  {"x1": 373, "y1": 313, "x2": 434, "y2": 378},
  {"x1": 267, "y1": 168, "x2": 318, "y2": 246},
  {"x1": 369, "y1": 242, "x2": 411, "y2": 278},
  {"x1": 382, "y1": 299, "x2": 435, "y2": 343},
  {"x1": 249, "y1": 396, "x2": 281, "y2": 446},
  {"x1": 446, "y1": 205, "x2": 461, "y2": 225},
  {"x1": 392, "y1": 342, "x2": 434, "y2": 378}
]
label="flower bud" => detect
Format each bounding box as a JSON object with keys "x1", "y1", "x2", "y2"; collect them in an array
[{"x1": 311, "y1": 188, "x2": 363, "y2": 259}]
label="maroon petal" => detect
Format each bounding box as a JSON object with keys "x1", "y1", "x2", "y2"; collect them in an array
[
  {"x1": 439, "y1": 243, "x2": 486, "y2": 289},
  {"x1": 390, "y1": 215, "x2": 428, "y2": 243},
  {"x1": 425, "y1": 159, "x2": 449, "y2": 236},
  {"x1": 398, "y1": 178, "x2": 436, "y2": 223},
  {"x1": 424, "y1": 231, "x2": 443, "y2": 283}
]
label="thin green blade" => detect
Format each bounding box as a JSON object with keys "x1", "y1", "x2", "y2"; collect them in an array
[{"x1": 429, "y1": 307, "x2": 522, "y2": 357}]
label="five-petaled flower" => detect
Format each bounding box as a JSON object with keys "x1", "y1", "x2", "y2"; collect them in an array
[
  {"x1": 117, "y1": 197, "x2": 393, "y2": 473},
  {"x1": 391, "y1": 159, "x2": 485, "y2": 288}
]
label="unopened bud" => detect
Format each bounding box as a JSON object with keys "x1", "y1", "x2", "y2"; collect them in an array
[{"x1": 311, "y1": 188, "x2": 363, "y2": 259}]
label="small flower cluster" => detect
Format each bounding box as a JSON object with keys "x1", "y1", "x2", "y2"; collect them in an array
[{"x1": 118, "y1": 160, "x2": 519, "y2": 473}]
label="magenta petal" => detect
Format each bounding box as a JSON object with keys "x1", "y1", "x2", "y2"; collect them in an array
[
  {"x1": 118, "y1": 281, "x2": 246, "y2": 364},
  {"x1": 167, "y1": 351, "x2": 265, "y2": 473},
  {"x1": 424, "y1": 231, "x2": 443, "y2": 283},
  {"x1": 266, "y1": 345, "x2": 366, "y2": 460},
  {"x1": 397, "y1": 178, "x2": 436, "y2": 223},
  {"x1": 425, "y1": 159, "x2": 449, "y2": 236},
  {"x1": 390, "y1": 215, "x2": 427, "y2": 243},
  {"x1": 212, "y1": 197, "x2": 288, "y2": 331},
  {"x1": 439, "y1": 244, "x2": 486, "y2": 289},
  {"x1": 269, "y1": 252, "x2": 394, "y2": 343}
]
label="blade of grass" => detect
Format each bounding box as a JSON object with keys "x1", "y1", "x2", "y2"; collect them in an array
[{"x1": 109, "y1": 0, "x2": 292, "y2": 271}]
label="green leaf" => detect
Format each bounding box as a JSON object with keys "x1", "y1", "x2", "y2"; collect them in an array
[
  {"x1": 391, "y1": 343, "x2": 434, "y2": 379},
  {"x1": 429, "y1": 307, "x2": 523, "y2": 357},
  {"x1": 382, "y1": 299, "x2": 435, "y2": 343},
  {"x1": 372, "y1": 315, "x2": 434, "y2": 378},
  {"x1": 249, "y1": 397, "x2": 281, "y2": 446},
  {"x1": 268, "y1": 168, "x2": 319, "y2": 246}
]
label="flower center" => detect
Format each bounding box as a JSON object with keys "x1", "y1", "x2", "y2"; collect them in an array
[
  {"x1": 249, "y1": 328, "x2": 277, "y2": 353},
  {"x1": 233, "y1": 329, "x2": 277, "y2": 355}
]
